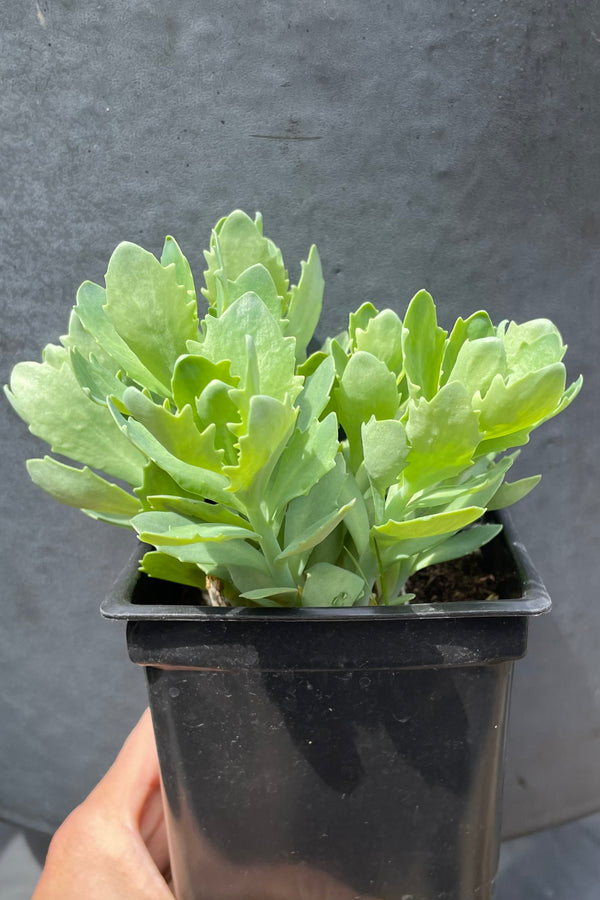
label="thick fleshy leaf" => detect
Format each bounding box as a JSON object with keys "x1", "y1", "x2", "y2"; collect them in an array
[
  {"x1": 277, "y1": 501, "x2": 355, "y2": 561},
  {"x1": 355, "y1": 309, "x2": 404, "y2": 373},
  {"x1": 172, "y1": 355, "x2": 237, "y2": 412},
  {"x1": 109, "y1": 401, "x2": 231, "y2": 503},
  {"x1": 301, "y1": 562, "x2": 365, "y2": 607},
  {"x1": 361, "y1": 417, "x2": 409, "y2": 494},
  {"x1": 486, "y1": 475, "x2": 541, "y2": 511},
  {"x1": 145, "y1": 494, "x2": 250, "y2": 528},
  {"x1": 402, "y1": 382, "x2": 481, "y2": 491},
  {"x1": 202, "y1": 210, "x2": 289, "y2": 307},
  {"x1": 223, "y1": 395, "x2": 297, "y2": 495},
  {"x1": 296, "y1": 355, "x2": 335, "y2": 432},
  {"x1": 285, "y1": 244, "x2": 324, "y2": 363},
  {"x1": 226, "y1": 264, "x2": 282, "y2": 319},
  {"x1": 140, "y1": 551, "x2": 207, "y2": 590},
  {"x1": 414, "y1": 523, "x2": 503, "y2": 572},
  {"x1": 27, "y1": 456, "x2": 141, "y2": 516},
  {"x1": 201, "y1": 293, "x2": 301, "y2": 403},
  {"x1": 267, "y1": 412, "x2": 338, "y2": 515},
  {"x1": 402, "y1": 290, "x2": 446, "y2": 399},
  {"x1": 335, "y1": 351, "x2": 399, "y2": 468},
  {"x1": 240, "y1": 587, "x2": 299, "y2": 603},
  {"x1": 73, "y1": 281, "x2": 168, "y2": 395},
  {"x1": 6, "y1": 355, "x2": 146, "y2": 485},
  {"x1": 69, "y1": 349, "x2": 127, "y2": 406},
  {"x1": 153, "y1": 538, "x2": 270, "y2": 577},
  {"x1": 132, "y1": 510, "x2": 256, "y2": 545},
  {"x1": 441, "y1": 311, "x2": 495, "y2": 384},
  {"x1": 104, "y1": 242, "x2": 199, "y2": 391},
  {"x1": 474, "y1": 364, "x2": 566, "y2": 439},
  {"x1": 446, "y1": 337, "x2": 507, "y2": 399},
  {"x1": 121, "y1": 387, "x2": 224, "y2": 471},
  {"x1": 373, "y1": 506, "x2": 485, "y2": 542},
  {"x1": 349, "y1": 302, "x2": 378, "y2": 345},
  {"x1": 160, "y1": 235, "x2": 196, "y2": 296}
]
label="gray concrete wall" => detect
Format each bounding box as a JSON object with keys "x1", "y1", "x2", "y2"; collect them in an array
[{"x1": 1, "y1": 0, "x2": 598, "y2": 836}]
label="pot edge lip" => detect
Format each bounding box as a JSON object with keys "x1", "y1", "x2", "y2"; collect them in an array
[{"x1": 101, "y1": 510, "x2": 551, "y2": 622}]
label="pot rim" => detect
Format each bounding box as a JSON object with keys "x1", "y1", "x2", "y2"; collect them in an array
[{"x1": 101, "y1": 510, "x2": 551, "y2": 622}]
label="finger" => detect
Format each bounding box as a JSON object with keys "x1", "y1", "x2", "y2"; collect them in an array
[{"x1": 89, "y1": 708, "x2": 162, "y2": 824}]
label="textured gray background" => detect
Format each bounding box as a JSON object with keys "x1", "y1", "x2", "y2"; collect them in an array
[{"x1": 1, "y1": 0, "x2": 598, "y2": 837}]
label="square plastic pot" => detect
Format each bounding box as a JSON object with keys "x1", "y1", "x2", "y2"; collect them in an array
[{"x1": 102, "y1": 513, "x2": 550, "y2": 900}]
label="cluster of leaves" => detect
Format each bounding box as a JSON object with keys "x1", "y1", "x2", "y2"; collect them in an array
[{"x1": 6, "y1": 211, "x2": 581, "y2": 607}]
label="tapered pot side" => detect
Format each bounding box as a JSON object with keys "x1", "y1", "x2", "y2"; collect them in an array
[{"x1": 103, "y1": 513, "x2": 551, "y2": 900}]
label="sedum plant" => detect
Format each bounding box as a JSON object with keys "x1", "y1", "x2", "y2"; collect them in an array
[{"x1": 6, "y1": 211, "x2": 581, "y2": 607}]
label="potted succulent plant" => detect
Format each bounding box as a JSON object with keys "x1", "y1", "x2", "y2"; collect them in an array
[{"x1": 6, "y1": 210, "x2": 581, "y2": 900}]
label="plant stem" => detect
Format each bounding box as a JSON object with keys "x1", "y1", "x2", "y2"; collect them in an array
[{"x1": 247, "y1": 503, "x2": 296, "y2": 589}]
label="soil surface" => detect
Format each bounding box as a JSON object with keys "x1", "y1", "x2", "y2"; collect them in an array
[{"x1": 405, "y1": 550, "x2": 519, "y2": 604}]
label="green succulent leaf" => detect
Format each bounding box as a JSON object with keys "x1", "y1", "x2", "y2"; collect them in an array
[
  {"x1": 6, "y1": 354, "x2": 146, "y2": 485},
  {"x1": 335, "y1": 351, "x2": 399, "y2": 469},
  {"x1": 27, "y1": 456, "x2": 141, "y2": 517},
  {"x1": 285, "y1": 244, "x2": 324, "y2": 363},
  {"x1": 486, "y1": 475, "x2": 542, "y2": 511},
  {"x1": 355, "y1": 308, "x2": 404, "y2": 373},
  {"x1": 302, "y1": 562, "x2": 365, "y2": 608},
  {"x1": 104, "y1": 242, "x2": 199, "y2": 392},
  {"x1": 361, "y1": 417, "x2": 409, "y2": 494},
  {"x1": 140, "y1": 551, "x2": 207, "y2": 590},
  {"x1": 373, "y1": 506, "x2": 485, "y2": 542},
  {"x1": 277, "y1": 500, "x2": 355, "y2": 562},
  {"x1": 413, "y1": 523, "x2": 503, "y2": 572},
  {"x1": 402, "y1": 290, "x2": 447, "y2": 400},
  {"x1": 402, "y1": 382, "x2": 481, "y2": 492},
  {"x1": 160, "y1": 235, "x2": 196, "y2": 296},
  {"x1": 132, "y1": 510, "x2": 257, "y2": 545},
  {"x1": 202, "y1": 210, "x2": 289, "y2": 309},
  {"x1": 441, "y1": 311, "x2": 495, "y2": 384}
]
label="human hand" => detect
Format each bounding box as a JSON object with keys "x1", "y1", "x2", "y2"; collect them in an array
[
  {"x1": 32, "y1": 709, "x2": 173, "y2": 900},
  {"x1": 32, "y1": 709, "x2": 379, "y2": 900}
]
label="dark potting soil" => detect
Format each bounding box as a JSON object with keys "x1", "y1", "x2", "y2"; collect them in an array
[{"x1": 405, "y1": 549, "x2": 520, "y2": 604}]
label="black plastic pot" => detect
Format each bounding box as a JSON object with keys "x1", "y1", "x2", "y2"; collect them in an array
[{"x1": 102, "y1": 513, "x2": 550, "y2": 900}]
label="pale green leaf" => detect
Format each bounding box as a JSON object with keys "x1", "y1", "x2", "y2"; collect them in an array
[
  {"x1": 486, "y1": 475, "x2": 541, "y2": 511},
  {"x1": 109, "y1": 401, "x2": 231, "y2": 504},
  {"x1": 153, "y1": 538, "x2": 270, "y2": 577},
  {"x1": 202, "y1": 210, "x2": 289, "y2": 307},
  {"x1": 121, "y1": 386, "x2": 224, "y2": 471},
  {"x1": 402, "y1": 381, "x2": 481, "y2": 491},
  {"x1": 285, "y1": 244, "x2": 324, "y2": 363},
  {"x1": 441, "y1": 311, "x2": 495, "y2": 384},
  {"x1": 104, "y1": 241, "x2": 199, "y2": 391},
  {"x1": 6, "y1": 356, "x2": 146, "y2": 485},
  {"x1": 145, "y1": 494, "x2": 250, "y2": 528},
  {"x1": 140, "y1": 551, "x2": 207, "y2": 590},
  {"x1": 446, "y1": 337, "x2": 507, "y2": 399},
  {"x1": 226, "y1": 264, "x2": 282, "y2": 319},
  {"x1": 27, "y1": 456, "x2": 141, "y2": 516},
  {"x1": 402, "y1": 290, "x2": 447, "y2": 399},
  {"x1": 335, "y1": 351, "x2": 399, "y2": 469},
  {"x1": 302, "y1": 562, "x2": 365, "y2": 607},
  {"x1": 414, "y1": 523, "x2": 503, "y2": 571},
  {"x1": 160, "y1": 235, "x2": 196, "y2": 296},
  {"x1": 223, "y1": 394, "x2": 297, "y2": 495},
  {"x1": 200, "y1": 292, "x2": 300, "y2": 403},
  {"x1": 355, "y1": 309, "x2": 404, "y2": 373},
  {"x1": 132, "y1": 510, "x2": 257, "y2": 545},
  {"x1": 267, "y1": 412, "x2": 338, "y2": 515},
  {"x1": 296, "y1": 355, "x2": 335, "y2": 432},
  {"x1": 373, "y1": 506, "x2": 485, "y2": 542},
  {"x1": 172, "y1": 355, "x2": 237, "y2": 413},
  {"x1": 474, "y1": 364, "x2": 566, "y2": 439},
  {"x1": 73, "y1": 281, "x2": 169, "y2": 396},
  {"x1": 361, "y1": 417, "x2": 409, "y2": 493},
  {"x1": 277, "y1": 500, "x2": 355, "y2": 561}
]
